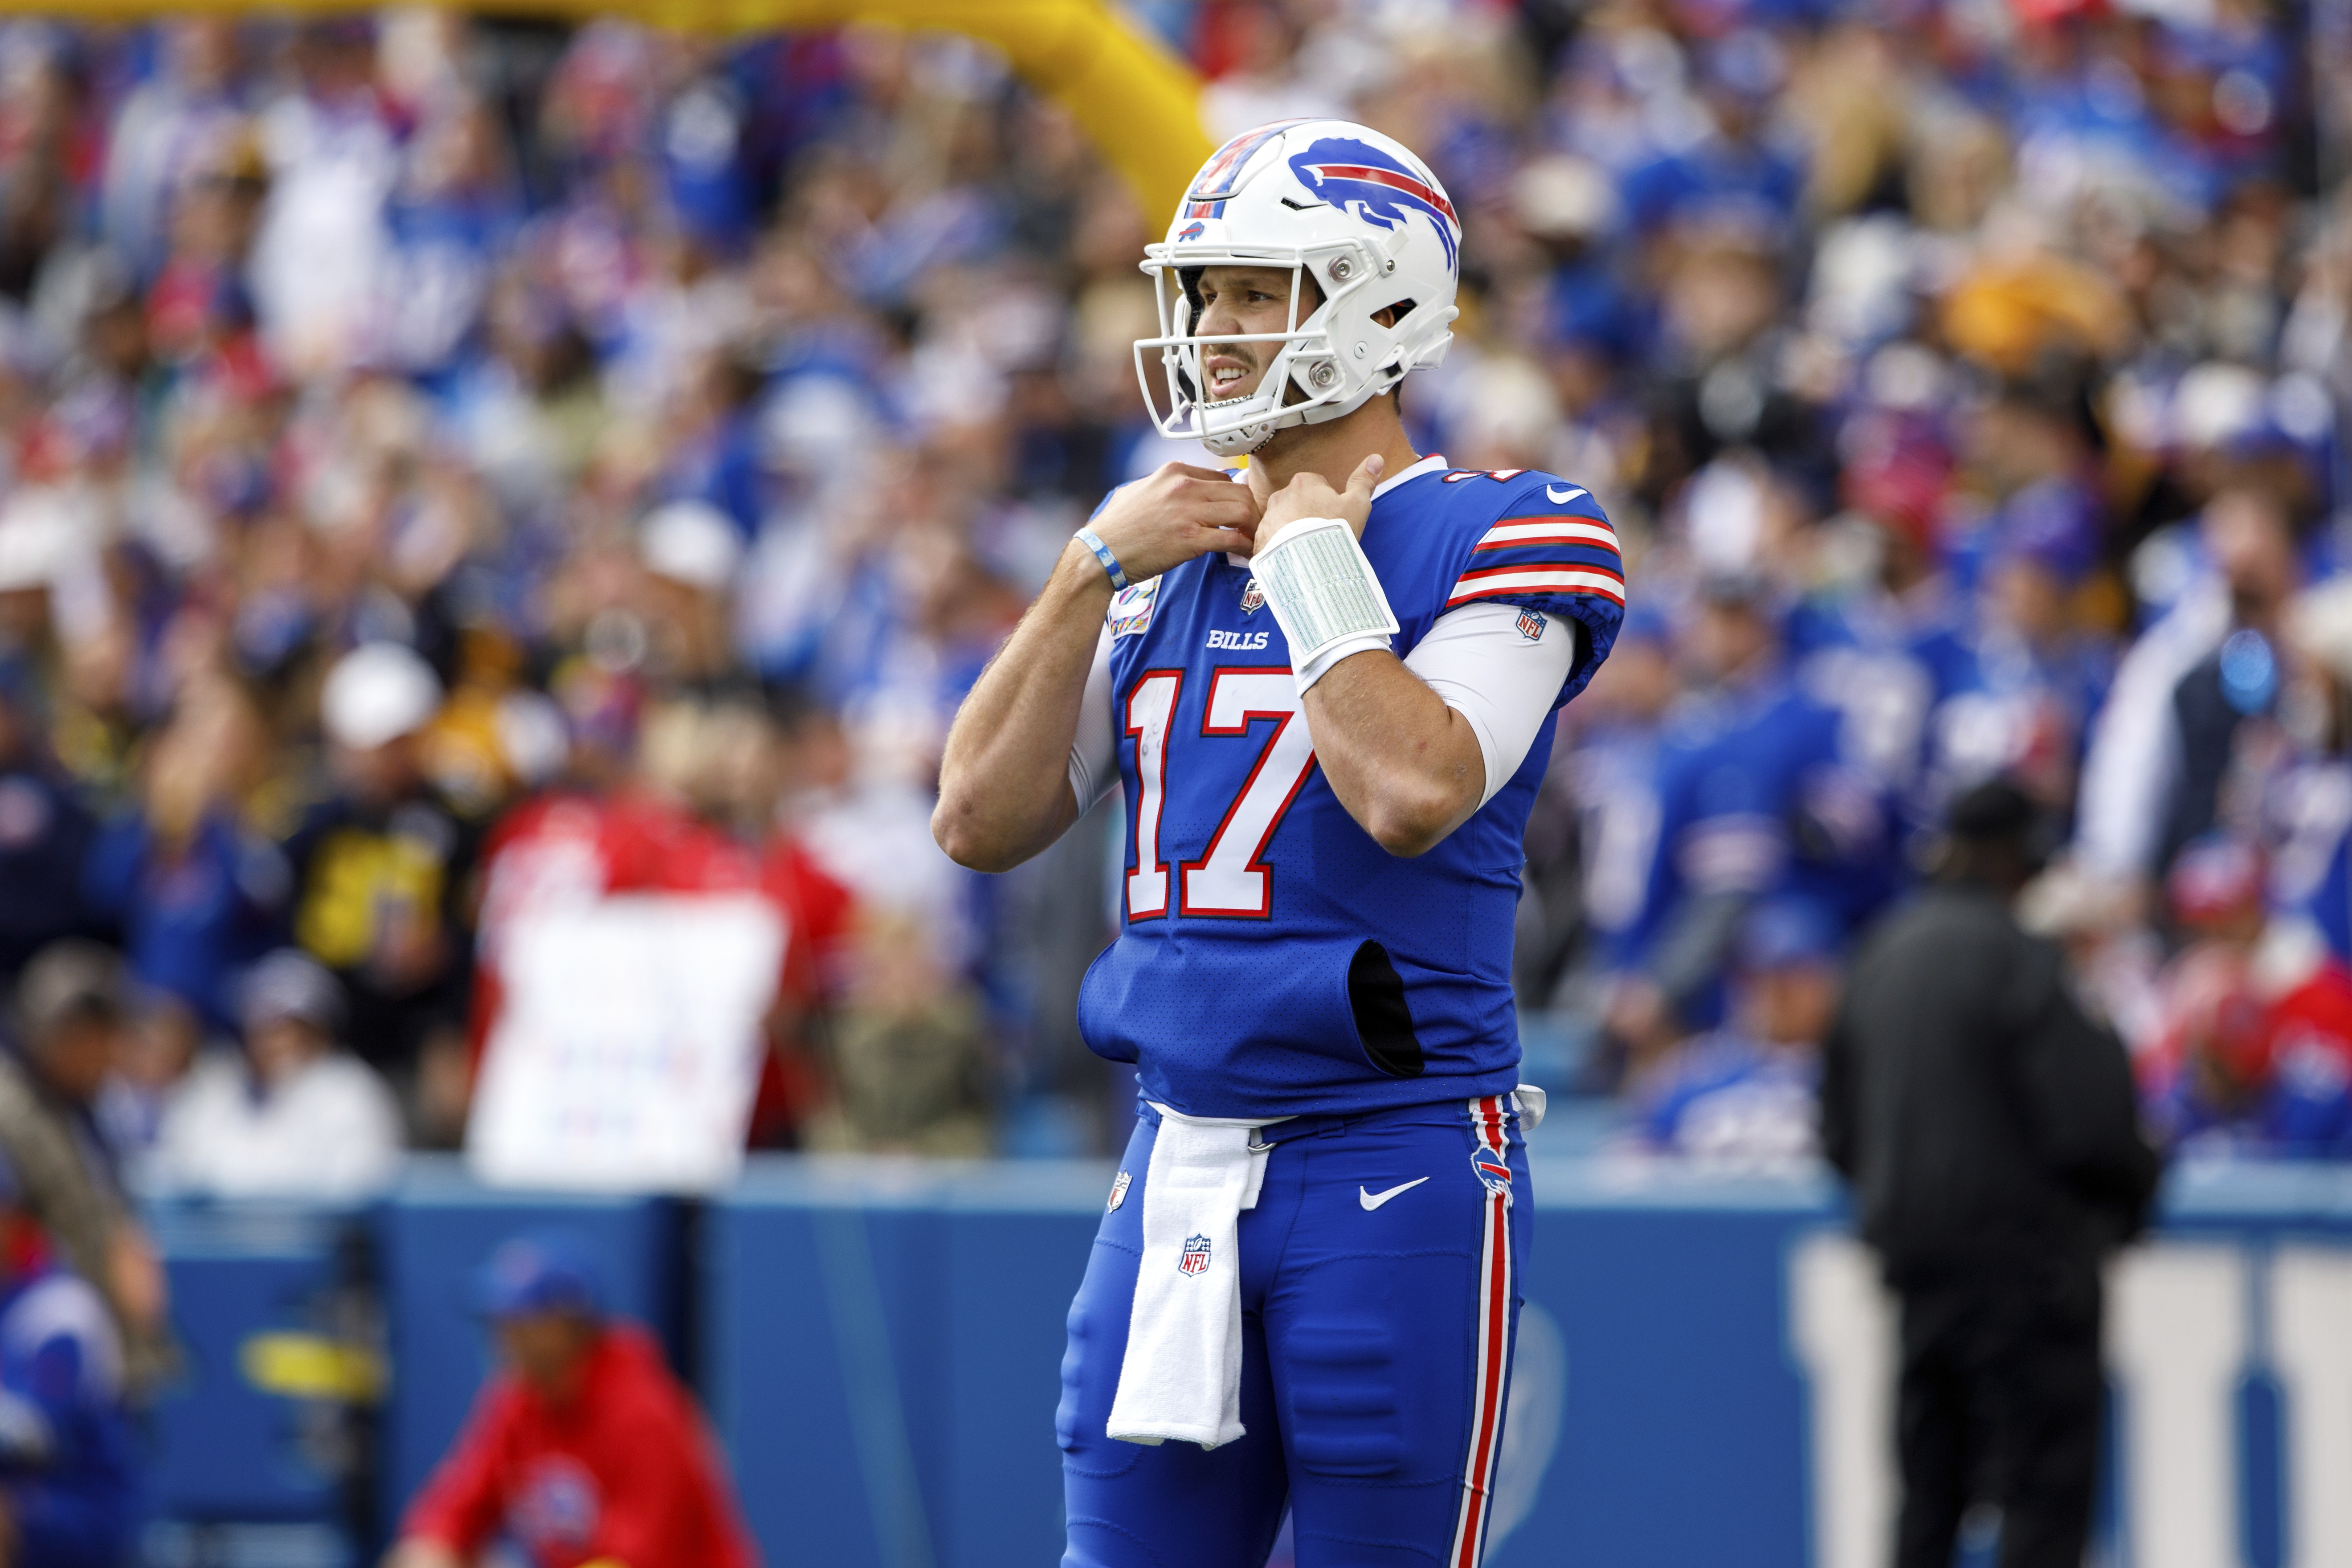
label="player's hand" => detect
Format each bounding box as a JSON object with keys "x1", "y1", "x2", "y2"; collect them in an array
[
  {"x1": 1258, "y1": 453, "x2": 1382, "y2": 545},
  {"x1": 1080, "y1": 462, "x2": 1264, "y2": 584}
]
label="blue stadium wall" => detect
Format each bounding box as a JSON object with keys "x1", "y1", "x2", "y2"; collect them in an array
[{"x1": 145, "y1": 1157, "x2": 2352, "y2": 1568}]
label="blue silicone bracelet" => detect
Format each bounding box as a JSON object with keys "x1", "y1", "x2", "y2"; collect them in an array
[{"x1": 1074, "y1": 526, "x2": 1129, "y2": 592}]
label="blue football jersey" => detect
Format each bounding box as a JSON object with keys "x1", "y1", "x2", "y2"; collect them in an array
[{"x1": 1075, "y1": 458, "x2": 1625, "y2": 1119}]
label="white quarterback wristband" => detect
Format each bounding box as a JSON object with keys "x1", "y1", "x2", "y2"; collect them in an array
[{"x1": 1251, "y1": 515, "x2": 1399, "y2": 695}]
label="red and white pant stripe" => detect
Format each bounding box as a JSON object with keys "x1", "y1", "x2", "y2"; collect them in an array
[{"x1": 1449, "y1": 1094, "x2": 1515, "y2": 1568}]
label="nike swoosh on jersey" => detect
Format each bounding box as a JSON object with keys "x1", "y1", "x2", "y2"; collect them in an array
[
  {"x1": 1546, "y1": 484, "x2": 1587, "y2": 504},
  {"x1": 1359, "y1": 1176, "x2": 1432, "y2": 1211}
]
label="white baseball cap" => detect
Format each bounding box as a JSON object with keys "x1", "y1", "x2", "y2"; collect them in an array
[
  {"x1": 0, "y1": 489, "x2": 77, "y2": 592},
  {"x1": 640, "y1": 500, "x2": 744, "y2": 592},
  {"x1": 321, "y1": 642, "x2": 442, "y2": 751}
]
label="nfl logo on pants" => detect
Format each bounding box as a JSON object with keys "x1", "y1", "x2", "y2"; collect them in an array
[{"x1": 1179, "y1": 1235, "x2": 1212, "y2": 1276}]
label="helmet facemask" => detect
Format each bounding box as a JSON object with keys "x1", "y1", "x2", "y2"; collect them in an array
[{"x1": 1133, "y1": 239, "x2": 1429, "y2": 457}]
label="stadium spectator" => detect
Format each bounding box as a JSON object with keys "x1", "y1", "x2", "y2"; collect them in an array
[
  {"x1": 0, "y1": 664, "x2": 92, "y2": 991},
  {"x1": 1821, "y1": 780, "x2": 2160, "y2": 1568},
  {"x1": 2140, "y1": 837, "x2": 2352, "y2": 1158},
  {"x1": 0, "y1": 1148, "x2": 139, "y2": 1568},
  {"x1": 0, "y1": 945, "x2": 171, "y2": 1400},
  {"x1": 1605, "y1": 572, "x2": 1896, "y2": 1069},
  {"x1": 290, "y1": 642, "x2": 479, "y2": 1142},
  {"x1": 81, "y1": 674, "x2": 287, "y2": 1044},
  {"x1": 1622, "y1": 898, "x2": 1839, "y2": 1172},
  {"x1": 150, "y1": 947, "x2": 402, "y2": 1198},
  {"x1": 2270, "y1": 575, "x2": 2352, "y2": 965},
  {"x1": 807, "y1": 909, "x2": 990, "y2": 1156},
  {"x1": 387, "y1": 1233, "x2": 758, "y2": 1568},
  {"x1": 2075, "y1": 483, "x2": 2303, "y2": 896}
]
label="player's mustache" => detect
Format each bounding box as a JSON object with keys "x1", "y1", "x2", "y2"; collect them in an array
[{"x1": 1201, "y1": 343, "x2": 1265, "y2": 390}]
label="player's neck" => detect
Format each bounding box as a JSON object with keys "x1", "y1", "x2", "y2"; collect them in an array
[{"x1": 1247, "y1": 398, "x2": 1422, "y2": 501}]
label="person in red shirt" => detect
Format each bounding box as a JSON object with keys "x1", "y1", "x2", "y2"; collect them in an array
[
  {"x1": 2142, "y1": 837, "x2": 2352, "y2": 1156},
  {"x1": 384, "y1": 1234, "x2": 760, "y2": 1568}
]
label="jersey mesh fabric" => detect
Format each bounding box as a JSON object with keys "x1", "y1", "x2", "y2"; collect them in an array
[{"x1": 1077, "y1": 464, "x2": 1624, "y2": 1119}]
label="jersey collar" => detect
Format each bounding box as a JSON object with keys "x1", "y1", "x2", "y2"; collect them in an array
[
  {"x1": 1373, "y1": 453, "x2": 1449, "y2": 498},
  {"x1": 1225, "y1": 453, "x2": 1449, "y2": 566},
  {"x1": 1229, "y1": 453, "x2": 1446, "y2": 500}
]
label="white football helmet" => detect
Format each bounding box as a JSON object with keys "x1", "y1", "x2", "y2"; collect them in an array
[{"x1": 1135, "y1": 119, "x2": 1462, "y2": 457}]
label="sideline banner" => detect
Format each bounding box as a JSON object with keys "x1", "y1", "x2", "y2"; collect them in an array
[{"x1": 467, "y1": 893, "x2": 783, "y2": 1193}]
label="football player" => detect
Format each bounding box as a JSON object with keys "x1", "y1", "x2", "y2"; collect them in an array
[{"x1": 935, "y1": 120, "x2": 1624, "y2": 1568}]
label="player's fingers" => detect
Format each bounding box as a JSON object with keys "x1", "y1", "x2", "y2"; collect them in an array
[
  {"x1": 1188, "y1": 486, "x2": 1265, "y2": 524},
  {"x1": 1345, "y1": 453, "x2": 1384, "y2": 503},
  {"x1": 1168, "y1": 462, "x2": 1240, "y2": 483}
]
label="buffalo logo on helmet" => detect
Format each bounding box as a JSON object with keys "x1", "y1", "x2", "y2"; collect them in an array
[
  {"x1": 1179, "y1": 1234, "x2": 1213, "y2": 1276},
  {"x1": 1471, "y1": 1148, "x2": 1513, "y2": 1201},
  {"x1": 1286, "y1": 137, "x2": 1460, "y2": 272},
  {"x1": 1176, "y1": 220, "x2": 1206, "y2": 242}
]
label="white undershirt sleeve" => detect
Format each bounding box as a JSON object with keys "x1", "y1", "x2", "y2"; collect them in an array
[
  {"x1": 1067, "y1": 625, "x2": 1119, "y2": 813},
  {"x1": 1404, "y1": 602, "x2": 1583, "y2": 807}
]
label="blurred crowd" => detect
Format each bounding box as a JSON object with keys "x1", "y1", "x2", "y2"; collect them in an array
[{"x1": 0, "y1": 0, "x2": 2342, "y2": 1237}]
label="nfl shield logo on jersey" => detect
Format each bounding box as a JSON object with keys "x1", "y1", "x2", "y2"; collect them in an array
[
  {"x1": 1515, "y1": 608, "x2": 1546, "y2": 641},
  {"x1": 1471, "y1": 1150, "x2": 1513, "y2": 1202},
  {"x1": 1107, "y1": 1170, "x2": 1132, "y2": 1213},
  {"x1": 1239, "y1": 576, "x2": 1264, "y2": 616},
  {"x1": 1179, "y1": 1234, "x2": 1212, "y2": 1276}
]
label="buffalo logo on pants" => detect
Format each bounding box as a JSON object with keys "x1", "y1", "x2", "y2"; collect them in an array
[
  {"x1": 1471, "y1": 1150, "x2": 1512, "y2": 1201},
  {"x1": 1179, "y1": 1234, "x2": 1212, "y2": 1276}
]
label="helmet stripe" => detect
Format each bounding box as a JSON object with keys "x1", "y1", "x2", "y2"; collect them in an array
[{"x1": 1187, "y1": 120, "x2": 1311, "y2": 202}]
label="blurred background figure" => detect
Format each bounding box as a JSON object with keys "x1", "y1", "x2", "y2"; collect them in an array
[
  {"x1": 1603, "y1": 573, "x2": 1896, "y2": 1076},
  {"x1": 290, "y1": 642, "x2": 477, "y2": 1146},
  {"x1": 80, "y1": 675, "x2": 286, "y2": 1073},
  {"x1": 0, "y1": 664, "x2": 92, "y2": 996},
  {"x1": 1822, "y1": 781, "x2": 2160, "y2": 1568},
  {"x1": 150, "y1": 946, "x2": 401, "y2": 1197},
  {"x1": 386, "y1": 1232, "x2": 758, "y2": 1568},
  {"x1": 2139, "y1": 837, "x2": 2352, "y2": 1159},
  {"x1": 1620, "y1": 897, "x2": 1839, "y2": 1172},
  {"x1": 806, "y1": 910, "x2": 989, "y2": 1156},
  {"x1": 0, "y1": 945, "x2": 170, "y2": 1400},
  {"x1": 0, "y1": 1148, "x2": 138, "y2": 1568}
]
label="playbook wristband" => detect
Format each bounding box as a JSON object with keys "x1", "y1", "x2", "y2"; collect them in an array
[
  {"x1": 1251, "y1": 515, "x2": 1398, "y2": 695},
  {"x1": 1073, "y1": 526, "x2": 1129, "y2": 592}
]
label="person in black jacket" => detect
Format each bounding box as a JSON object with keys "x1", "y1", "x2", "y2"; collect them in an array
[{"x1": 1821, "y1": 779, "x2": 2161, "y2": 1568}]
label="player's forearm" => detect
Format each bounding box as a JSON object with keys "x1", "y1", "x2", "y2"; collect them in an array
[
  {"x1": 1302, "y1": 651, "x2": 1484, "y2": 858},
  {"x1": 933, "y1": 544, "x2": 1111, "y2": 871}
]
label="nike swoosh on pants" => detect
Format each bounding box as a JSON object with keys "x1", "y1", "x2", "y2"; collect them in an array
[{"x1": 1359, "y1": 1176, "x2": 1431, "y2": 1211}]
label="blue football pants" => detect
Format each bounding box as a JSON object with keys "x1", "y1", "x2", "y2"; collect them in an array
[{"x1": 1058, "y1": 1094, "x2": 1531, "y2": 1568}]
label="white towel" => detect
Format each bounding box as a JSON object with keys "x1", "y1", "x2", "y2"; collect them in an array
[{"x1": 1106, "y1": 1104, "x2": 1272, "y2": 1449}]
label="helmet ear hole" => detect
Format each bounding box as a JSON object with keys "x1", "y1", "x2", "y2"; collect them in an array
[{"x1": 1374, "y1": 298, "x2": 1419, "y2": 329}]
